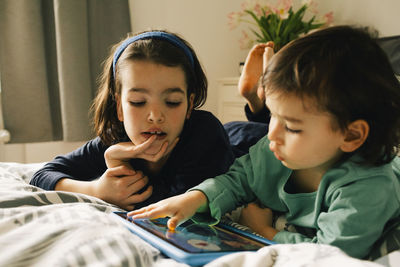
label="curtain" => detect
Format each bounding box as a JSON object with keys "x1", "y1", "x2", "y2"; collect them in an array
[
  {"x1": 0, "y1": 0, "x2": 131, "y2": 143},
  {"x1": 377, "y1": 35, "x2": 400, "y2": 76}
]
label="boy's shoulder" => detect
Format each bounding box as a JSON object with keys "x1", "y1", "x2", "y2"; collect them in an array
[
  {"x1": 246, "y1": 136, "x2": 285, "y2": 168},
  {"x1": 390, "y1": 156, "x2": 400, "y2": 178},
  {"x1": 324, "y1": 156, "x2": 400, "y2": 195},
  {"x1": 324, "y1": 157, "x2": 400, "y2": 217},
  {"x1": 248, "y1": 135, "x2": 272, "y2": 154}
]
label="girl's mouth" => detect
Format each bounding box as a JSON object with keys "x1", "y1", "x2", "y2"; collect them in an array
[{"x1": 142, "y1": 131, "x2": 167, "y2": 140}]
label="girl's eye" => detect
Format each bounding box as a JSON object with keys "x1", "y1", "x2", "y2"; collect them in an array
[
  {"x1": 166, "y1": 101, "x2": 182, "y2": 107},
  {"x1": 285, "y1": 125, "x2": 302, "y2": 134},
  {"x1": 129, "y1": 101, "x2": 145, "y2": 107}
]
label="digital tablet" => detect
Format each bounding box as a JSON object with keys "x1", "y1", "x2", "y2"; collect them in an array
[{"x1": 111, "y1": 211, "x2": 274, "y2": 266}]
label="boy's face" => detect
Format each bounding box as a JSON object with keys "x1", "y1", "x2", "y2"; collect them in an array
[
  {"x1": 117, "y1": 60, "x2": 193, "y2": 156},
  {"x1": 266, "y1": 92, "x2": 345, "y2": 174}
]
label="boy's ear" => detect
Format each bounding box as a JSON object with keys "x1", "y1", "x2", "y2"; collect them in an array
[
  {"x1": 340, "y1": 120, "x2": 369, "y2": 153},
  {"x1": 186, "y1": 93, "x2": 195, "y2": 119},
  {"x1": 115, "y1": 94, "x2": 123, "y2": 122}
]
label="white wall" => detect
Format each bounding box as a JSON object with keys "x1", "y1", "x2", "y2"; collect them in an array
[
  {"x1": 129, "y1": 0, "x2": 400, "y2": 115},
  {"x1": 318, "y1": 0, "x2": 400, "y2": 37},
  {"x1": 2, "y1": 0, "x2": 399, "y2": 163},
  {"x1": 128, "y1": 0, "x2": 249, "y2": 113}
]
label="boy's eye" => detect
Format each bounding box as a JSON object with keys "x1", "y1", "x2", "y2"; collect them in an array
[
  {"x1": 129, "y1": 101, "x2": 145, "y2": 107},
  {"x1": 285, "y1": 125, "x2": 302, "y2": 134}
]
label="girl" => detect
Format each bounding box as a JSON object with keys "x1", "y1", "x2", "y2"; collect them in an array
[
  {"x1": 129, "y1": 26, "x2": 400, "y2": 259},
  {"x1": 30, "y1": 30, "x2": 235, "y2": 211}
]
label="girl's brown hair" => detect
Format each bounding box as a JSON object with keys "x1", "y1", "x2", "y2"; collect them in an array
[{"x1": 91, "y1": 30, "x2": 207, "y2": 145}]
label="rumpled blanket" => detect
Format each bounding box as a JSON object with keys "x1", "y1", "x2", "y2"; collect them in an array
[
  {"x1": 0, "y1": 162, "x2": 159, "y2": 267},
  {"x1": 204, "y1": 243, "x2": 383, "y2": 267},
  {"x1": 0, "y1": 162, "x2": 386, "y2": 267}
]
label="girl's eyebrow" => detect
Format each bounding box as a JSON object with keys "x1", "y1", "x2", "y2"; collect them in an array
[
  {"x1": 127, "y1": 87, "x2": 185, "y2": 95},
  {"x1": 163, "y1": 88, "x2": 185, "y2": 95},
  {"x1": 127, "y1": 88, "x2": 147, "y2": 93}
]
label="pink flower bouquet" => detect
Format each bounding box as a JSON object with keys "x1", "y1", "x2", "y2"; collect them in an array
[{"x1": 228, "y1": 0, "x2": 334, "y2": 50}]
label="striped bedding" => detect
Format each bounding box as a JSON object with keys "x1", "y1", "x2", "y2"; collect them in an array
[
  {"x1": 0, "y1": 162, "x2": 387, "y2": 267},
  {"x1": 0, "y1": 162, "x2": 162, "y2": 267}
]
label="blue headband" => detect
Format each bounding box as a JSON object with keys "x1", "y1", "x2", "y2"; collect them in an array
[{"x1": 112, "y1": 31, "x2": 195, "y2": 78}]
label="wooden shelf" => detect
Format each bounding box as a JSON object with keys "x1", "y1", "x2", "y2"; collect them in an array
[{"x1": 216, "y1": 77, "x2": 247, "y2": 124}]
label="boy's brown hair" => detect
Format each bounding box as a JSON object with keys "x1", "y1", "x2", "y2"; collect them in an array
[{"x1": 264, "y1": 25, "x2": 400, "y2": 165}]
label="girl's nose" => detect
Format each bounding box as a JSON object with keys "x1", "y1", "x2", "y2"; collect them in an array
[
  {"x1": 267, "y1": 117, "x2": 283, "y2": 145},
  {"x1": 148, "y1": 106, "x2": 165, "y2": 123}
]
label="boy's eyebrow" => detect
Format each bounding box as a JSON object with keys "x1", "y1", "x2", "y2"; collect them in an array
[
  {"x1": 282, "y1": 115, "x2": 303, "y2": 124},
  {"x1": 266, "y1": 102, "x2": 303, "y2": 123}
]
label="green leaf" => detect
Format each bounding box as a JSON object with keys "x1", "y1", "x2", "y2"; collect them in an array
[{"x1": 234, "y1": 2, "x2": 332, "y2": 51}]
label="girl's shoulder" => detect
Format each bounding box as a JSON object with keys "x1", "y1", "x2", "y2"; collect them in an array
[
  {"x1": 184, "y1": 110, "x2": 226, "y2": 137},
  {"x1": 178, "y1": 110, "x2": 233, "y2": 153},
  {"x1": 188, "y1": 110, "x2": 222, "y2": 126}
]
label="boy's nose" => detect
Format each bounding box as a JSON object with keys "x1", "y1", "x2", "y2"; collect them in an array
[{"x1": 267, "y1": 117, "x2": 283, "y2": 144}]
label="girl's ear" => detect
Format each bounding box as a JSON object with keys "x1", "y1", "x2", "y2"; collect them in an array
[
  {"x1": 186, "y1": 93, "x2": 195, "y2": 119},
  {"x1": 340, "y1": 120, "x2": 369, "y2": 153},
  {"x1": 115, "y1": 93, "x2": 123, "y2": 122}
]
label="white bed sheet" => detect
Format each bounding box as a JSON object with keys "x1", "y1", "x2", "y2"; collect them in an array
[{"x1": 0, "y1": 162, "x2": 385, "y2": 267}]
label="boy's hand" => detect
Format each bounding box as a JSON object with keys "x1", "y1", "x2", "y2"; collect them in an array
[
  {"x1": 239, "y1": 202, "x2": 278, "y2": 240},
  {"x1": 105, "y1": 135, "x2": 179, "y2": 168},
  {"x1": 93, "y1": 165, "x2": 152, "y2": 210},
  {"x1": 128, "y1": 190, "x2": 208, "y2": 230}
]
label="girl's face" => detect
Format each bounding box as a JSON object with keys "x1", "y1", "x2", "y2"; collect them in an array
[
  {"x1": 266, "y1": 92, "x2": 346, "y2": 175},
  {"x1": 117, "y1": 60, "x2": 193, "y2": 156}
]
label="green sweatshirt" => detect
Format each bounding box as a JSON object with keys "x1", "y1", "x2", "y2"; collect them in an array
[{"x1": 191, "y1": 136, "x2": 400, "y2": 259}]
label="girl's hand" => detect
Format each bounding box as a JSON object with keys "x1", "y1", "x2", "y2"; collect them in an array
[
  {"x1": 93, "y1": 165, "x2": 152, "y2": 210},
  {"x1": 105, "y1": 135, "x2": 179, "y2": 168},
  {"x1": 238, "y1": 202, "x2": 278, "y2": 240},
  {"x1": 127, "y1": 190, "x2": 208, "y2": 230}
]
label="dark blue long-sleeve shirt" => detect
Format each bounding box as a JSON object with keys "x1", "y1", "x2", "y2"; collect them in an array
[{"x1": 30, "y1": 110, "x2": 235, "y2": 209}]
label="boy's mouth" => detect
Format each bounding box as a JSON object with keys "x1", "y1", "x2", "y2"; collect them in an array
[{"x1": 273, "y1": 151, "x2": 284, "y2": 161}]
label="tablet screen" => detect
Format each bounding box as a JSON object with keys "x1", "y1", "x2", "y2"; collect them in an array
[{"x1": 115, "y1": 212, "x2": 267, "y2": 253}]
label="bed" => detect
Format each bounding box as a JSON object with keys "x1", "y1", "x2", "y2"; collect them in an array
[{"x1": 0, "y1": 161, "x2": 396, "y2": 267}]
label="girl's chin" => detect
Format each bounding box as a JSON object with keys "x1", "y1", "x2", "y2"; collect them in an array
[
  {"x1": 145, "y1": 147, "x2": 161, "y2": 156},
  {"x1": 145, "y1": 142, "x2": 167, "y2": 155}
]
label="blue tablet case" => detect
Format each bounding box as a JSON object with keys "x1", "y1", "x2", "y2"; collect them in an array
[{"x1": 110, "y1": 211, "x2": 274, "y2": 266}]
